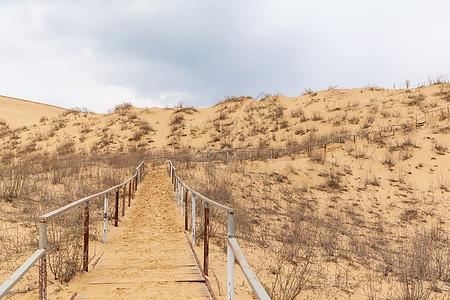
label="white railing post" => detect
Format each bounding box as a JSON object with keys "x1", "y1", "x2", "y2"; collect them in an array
[
  {"x1": 181, "y1": 185, "x2": 184, "y2": 216},
  {"x1": 38, "y1": 219, "x2": 47, "y2": 300},
  {"x1": 192, "y1": 194, "x2": 196, "y2": 245},
  {"x1": 176, "y1": 178, "x2": 179, "y2": 205},
  {"x1": 103, "y1": 193, "x2": 109, "y2": 244},
  {"x1": 227, "y1": 212, "x2": 235, "y2": 300}
]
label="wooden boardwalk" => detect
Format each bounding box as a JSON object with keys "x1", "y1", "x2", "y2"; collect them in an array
[{"x1": 54, "y1": 168, "x2": 211, "y2": 299}]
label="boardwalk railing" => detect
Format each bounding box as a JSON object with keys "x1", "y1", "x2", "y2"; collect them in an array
[
  {"x1": 0, "y1": 163, "x2": 145, "y2": 299},
  {"x1": 167, "y1": 161, "x2": 271, "y2": 300}
]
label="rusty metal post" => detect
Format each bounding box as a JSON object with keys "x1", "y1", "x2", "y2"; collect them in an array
[
  {"x1": 103, "y1": 193, "x2": 108, "y2": 244},
  {"x1": 354, "y1": 135, "x2": 356, "y2": 143},
  {"x1": 192, "y1": 193, "x2": 196, "y2": 245},
  {"x1": 83, "y1": 201, "x2": 90, "y2": 272},
  {"x1": 134, "y1": 176, "x2": 137, "y2": 191},
  {"x1": 324, "y1": 143, "x2": 327, "y2": 153},
  {"x1": 128, "y1": 180, "x2": 132, "y2": 206},
  {"x1": 204, "y1": 202, "x2": 210, "y2": 276},
  {"x1": 114, "y1": 188, "x2": 119, "y2": 227},
  {"x1": 122, "y1": 185, "x2": 126, "y2": 217},
  {"x1": 38, "y1": 219, "x2": 47, "y2": 300},
  {"x1": 184, "y1": 189, "x2": 188, "y2": 231}
]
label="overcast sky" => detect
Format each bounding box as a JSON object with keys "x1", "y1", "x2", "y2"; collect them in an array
[{"x1": 0, "y1": 0, "x2": 449, "y2": 113}]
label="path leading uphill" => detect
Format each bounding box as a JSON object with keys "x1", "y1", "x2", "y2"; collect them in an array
[{"x1": 55, "y1": 168, "x2": 211, "y2": 299}]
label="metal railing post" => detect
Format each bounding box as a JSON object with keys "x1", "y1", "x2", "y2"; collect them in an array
[
  {"x1": 38, "y1": 219, "x2": 47, "y2": 300},
  {"x1": 114, "y1": 188, "x2": 119, "y2": 227},
  {"x1": 128, "y1": 180, "x2": 132, "y2": 206},
  {"x1": 83, "y1": 201, "x2": 90, "y2": 272},
  {"x1": 180, "y1": 185, "x2": 184, "y2": 216},
  {"x1": 184, "y1": 189, "x2": 188, "y2": 231},
  {"x1": 227, "y1": 212, "x2": 235, "y2": 300},
  {"x1": 122, "y1": 185, "x2": 126, "y2": 217},
  {"x1": 204, "y1": 202, "x2": 210, "y2": 276},
  {"x1": 103, "y1": 193, "x2": 109, "y2": 244},
  {"x1": 192, "y1": 194, "x2": 196, "y2": 245},
  {"x1": 176, "y1": 178, "x2": 179, "y2": 204}
]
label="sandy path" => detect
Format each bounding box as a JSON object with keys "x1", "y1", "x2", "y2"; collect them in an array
[{"x1": 53, "y1": 168, "x2": 211, "y2": 299}]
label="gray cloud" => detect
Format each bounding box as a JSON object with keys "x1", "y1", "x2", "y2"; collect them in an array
[{"x1": 0, "y1": 0, "x2": 449, "y2": 112}]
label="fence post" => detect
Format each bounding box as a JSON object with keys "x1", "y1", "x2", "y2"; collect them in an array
[
  {"x1": 250, "y1": 150, "x2": 252, "y2": 160},
  {"x1": 235, "y1": 150, "x2": 237, "y2": 162},
  {"x1": 192, "y1": 194, "x2": 196, "y2": 245},
  {"x1": 204, "y1": 202, "x2": 210, "y2": 276},
  {"x1": 270, "y1": 150, "x2": 273, "y2": 160},
  {"x1": 324, "y1": 143, "x2": 327, "y2": 153},
  {"x1": 227, "y1": 212, "x2": 235, "y2": 300},
  {"x1": 122, "y1": 185, "x2": 126, "y2": 217},
  {"x1": 134, "y1": 176, "x2": 137, "y2": 191},
  {"x1": 227, "y1": 150, "x2": 229, "y2": 162},
  {"x1": 103, "y1": 193, "x2": 109, "y2": 244},
  {"x1": 176, "y1": 178, "x2": 179, "y2": 205},
  {"x1": 128, "y1": 180, "x2": 132, "y2": 206},
  {"x1": 185, "y1": 189, "x2": 188, "y2": 231},
  {"x1": 38, "y1": 219, "x2": 47, "y2": 300},
  {"x1": 180, "y1": 185, "x2": 184, "y2": 216},
  {"x1": 114, "y1": 188, "x2": 119, "y2": 227},
  {"x1": 83, "y1": 201, "x2": 90, "y2": 272}
]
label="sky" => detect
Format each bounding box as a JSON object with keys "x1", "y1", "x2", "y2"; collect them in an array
[{"x1": 0, "y1": 0, "x2": 449, "y2": 113}]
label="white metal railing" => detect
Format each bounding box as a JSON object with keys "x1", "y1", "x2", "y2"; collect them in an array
[
  {"x1": 0, "y1": 163, "x2": 145, "y2": 300},
  {"x1": 168, "y1": 161, "x2": 270, "y2": 300}
]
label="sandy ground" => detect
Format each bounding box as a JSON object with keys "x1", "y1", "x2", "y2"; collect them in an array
[{"x1": 49, "y1": 168, "x2": 211, "y2": 299}]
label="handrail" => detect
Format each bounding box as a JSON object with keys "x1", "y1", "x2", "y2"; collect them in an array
[
  {"x1": 228, "y1": 238, "x2": 270, "y2": 300},
  {"x1": 176, "y1": 177, "x2": 233, "y2": 212},
  {"x1": 0, "y1": 249, "x2": 45, "y2": 298},
  {"x1": 0, "y1": 161, "x2": 145, "y2": 300},
  {"x1": 40, "y1": 174, "x2": 137, "y2": 220}
]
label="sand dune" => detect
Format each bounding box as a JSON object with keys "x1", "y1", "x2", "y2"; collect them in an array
[{"x1": 0, "y1": 95, "x2": 66, "y2": 129}]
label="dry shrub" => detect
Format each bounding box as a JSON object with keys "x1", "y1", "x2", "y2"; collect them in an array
[
  {"x1": 266, "y1": 212, "x2": 319, "y2": 300},
  {"x1": 113, "y1": 102, "x2": 133, "y2": 114},
  {"x1": 394, "y1": 227, "x2": 449, "y2": 299},
  {"x1": 407, "y1": 93, "x2": 426, "y2": 106},
  {"x1": 169, "y1": 114, "x2": 185, "y2": 126}
]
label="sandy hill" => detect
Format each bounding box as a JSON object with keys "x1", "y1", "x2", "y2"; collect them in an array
[
  {"x1": 1, "y1": 83, "x2": 450, "y2": 299},
  {"x1": 0, "y1": 94, "x2": 67, "y2": 130},
  {"x1": 1, "y1": 83, "x2": 450, "y2": 156}
]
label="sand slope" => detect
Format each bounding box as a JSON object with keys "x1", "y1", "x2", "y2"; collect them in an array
[{"x1": 0, "y1": 95, "x2": 66, "y2": 129}]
